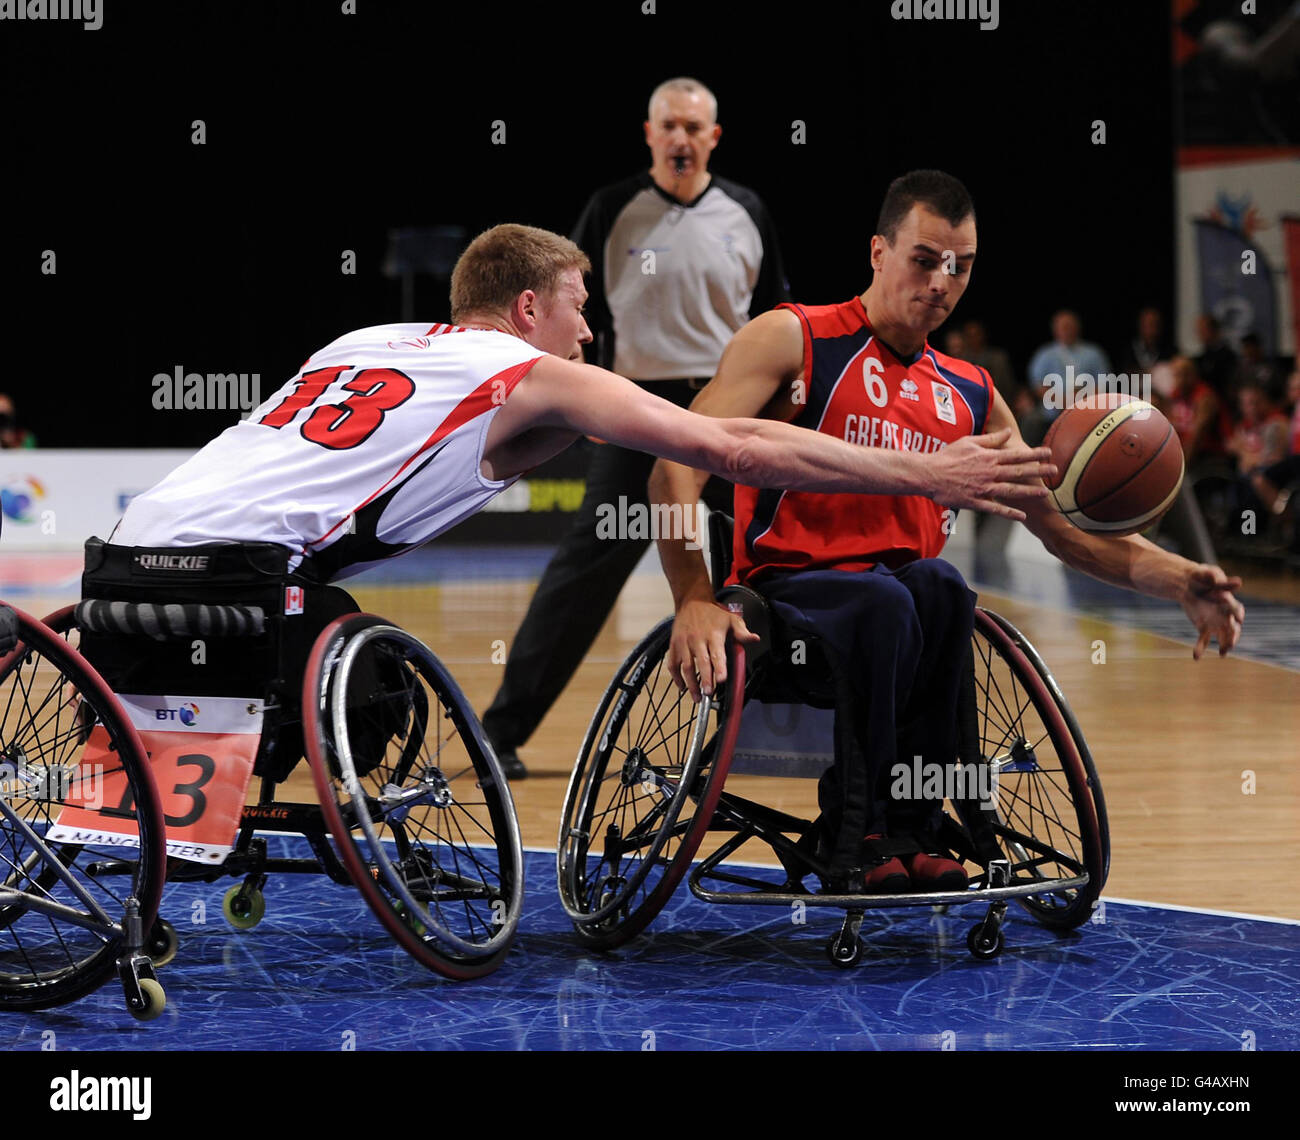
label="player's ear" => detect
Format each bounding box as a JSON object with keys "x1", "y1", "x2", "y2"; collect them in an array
[
  {"x1": 514, "y1": 289, "x2": 539, "y2": 330},
  {"x1": 869, "y1": 234, "x2": 887, "y2": 272}
]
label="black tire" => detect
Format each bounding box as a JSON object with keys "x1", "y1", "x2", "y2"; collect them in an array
[
  {"x1": 147, "y1": 918, "x2": 179, "y2": 967},
  {"x1": 965, "y1": 608, "x2": 1107, "y2": 930},
  {"x1": 556, "y1": 618, "x2": 745, "y2": 950},
  {"x1": 966, "y1": 922, "x2": 1005, "y2": 960},
  {"x1": 0, "y1": 606, "x2": 166, "y2": 1011},
  {"x1": 827, "y1": 933, "x2": 864, "y2": 969},
  {"x1": 305, "y1": 615, "x2": 523, "y2": 980}
]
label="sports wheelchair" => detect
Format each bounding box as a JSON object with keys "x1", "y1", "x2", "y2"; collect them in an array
[
  {"x1": 557, "y1": 514, "x2": 1110, "y2": 968},
  {"x1": 15, "y1": 537, "x2": 523, "y2": 1018}
]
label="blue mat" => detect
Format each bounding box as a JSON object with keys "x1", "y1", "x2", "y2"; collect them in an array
[{"x1": 3, "y1": 842, "x2": 1297, "y2": 1051}]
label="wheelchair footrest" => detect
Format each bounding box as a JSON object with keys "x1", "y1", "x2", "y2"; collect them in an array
[{"x1": 689, "y1": 863, "x2": 1089, "y2": 910}]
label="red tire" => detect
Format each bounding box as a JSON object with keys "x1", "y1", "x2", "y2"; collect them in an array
[{"x1": 303, "y1": 614, "x2": 523, "y2": 980}]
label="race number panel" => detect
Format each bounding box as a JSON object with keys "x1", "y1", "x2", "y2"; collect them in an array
[{"x1": 49, "y1": 695, "x2": 263, "y2": 864}]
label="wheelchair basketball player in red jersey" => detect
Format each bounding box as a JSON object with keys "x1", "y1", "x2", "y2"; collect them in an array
[
  {"x1": 113, "y1": 222, "x2": 1062, "y2": 710},
  {"x1": 650, "y1": 171, "x2": 1246, "y2": 892}
]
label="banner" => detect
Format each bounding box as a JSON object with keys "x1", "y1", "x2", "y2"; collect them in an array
[
  {"x1": 1193, "y1": 218, "x2": 1279, "y2": 354},
  {"x1": 1173, "y1": 3, "x2": 1300, "y2": 356}
]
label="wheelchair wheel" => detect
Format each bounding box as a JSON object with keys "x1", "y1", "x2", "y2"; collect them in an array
[
  {"x1": 0, "y1": 605, "x2": 166, "y2": 1011},
  {"x1": 556, "y1": 617, "x2": 745, "y2": 949},
  {"x1": 966, "y1": 608, "x2": 1107, "y2": 930},
  {"x1": 304, "y1": 615, "x2": 523, "y2": 980}
]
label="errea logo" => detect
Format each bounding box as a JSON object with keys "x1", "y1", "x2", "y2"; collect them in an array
[{"x1": 900, "y1": 377, "x2": 920, "y2": 402}]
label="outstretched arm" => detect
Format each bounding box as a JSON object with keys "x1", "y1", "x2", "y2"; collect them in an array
[
  {"x1": 986, "y1": 393, "x2": 1245, "y2": 658},
  {"x1": 515, "y1": 347, "x2": 1054, "y2": 507}
]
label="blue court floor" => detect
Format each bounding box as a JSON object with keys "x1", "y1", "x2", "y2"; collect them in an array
[{"x1": 4, "y1": 843, "x2": 1298, "y2": 1052}]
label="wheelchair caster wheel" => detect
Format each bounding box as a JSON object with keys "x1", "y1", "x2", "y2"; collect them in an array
[
  {"x1": 222, "y1": 885, "x2": 266, "y2": 930},
  {"x1": 827, "y1": 934, "x2": 864, "y2": 969},
  {"x1": 128, "y1": 977, "x2": 167, "y2": 1022},
  {"x1": 966, "y1": 923, "x2": 1004, "y2": 960},
  {"x1": 147, "y1": 919, "x2": 179, "y2": 967},
  {"x1": 588, "y1": 878, "x2": 630, "y2": 928}
]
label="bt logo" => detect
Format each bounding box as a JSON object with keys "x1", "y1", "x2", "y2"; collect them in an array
[
  {"x1": 156, "y1": 703, "x2": 200, "y2": 726},
  {"x1": 1, "y1": 477, "x2": 45, "y2": 524}
]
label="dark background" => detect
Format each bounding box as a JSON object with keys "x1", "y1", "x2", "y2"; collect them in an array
[{"x1": 3, "y1": 0, "x2": 1180, "y2": 448}]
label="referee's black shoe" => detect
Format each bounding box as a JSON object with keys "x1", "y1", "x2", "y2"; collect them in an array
[{"x1": 495, "y1": 747, "x2": 527, "y2": 780}]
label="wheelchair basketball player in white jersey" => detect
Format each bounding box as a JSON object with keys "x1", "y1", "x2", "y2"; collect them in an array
[{"x1": 111, "y1": 221, "x2": 1060, "y2": 712}]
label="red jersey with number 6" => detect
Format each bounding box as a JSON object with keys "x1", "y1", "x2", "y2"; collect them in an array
[
  {"x1": 114, "y1": 325, "x2": 546, "y2": 579},
  {"x1": 728, "y1": 298, "x2": 994, "y2": 586}
]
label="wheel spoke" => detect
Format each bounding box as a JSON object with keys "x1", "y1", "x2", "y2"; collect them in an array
[{"x1": 305, "y1": 618, "x2": 521, "y2": 978}]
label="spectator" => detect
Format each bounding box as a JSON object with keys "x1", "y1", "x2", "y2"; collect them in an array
[
  {"x1": 1231, "y1": 332, "x2": 1281, "y2": 404},
  {"x1": 1227, "y1": 382, "x2": 1289, "y2": 474},
  {"x1": 1121, "y1": 306, "x2": 1172, "y2": 375},
  {"x1": 1226, "y1": 382, "x2": 1289, "y2": 535},
  {"x1": 1250, "y1": 368, "x2": 1300, "y2": 516},
  {"x1": 1150, "y1": 357, "x2": 1228, "y2": 563},
  {"x1": 1021, "y1": 310, "x2": 1112, "y2": 445},
  {"x1": 0, "y1": 394, "x2": 36, "y2": 449},
  {"x1": 1193, "y1": 313, "x2": 1238, "y2": 408},
  {"x1": 1157, "y1": 356, "x2": 1232, "y2": 472},
  {"x1": 962, "y1": 319, "x2": 1024, "y2": 412}
]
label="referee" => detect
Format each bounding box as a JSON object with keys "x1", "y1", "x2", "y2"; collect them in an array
[{"x1": 482, "y1": 76, "x2": 789, "y2": 778}]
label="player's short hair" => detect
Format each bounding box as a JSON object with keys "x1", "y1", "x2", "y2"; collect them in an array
[
  {"x1": 450, "y1": 224, "x2": 591, "y2": 322},
  {"x1": 876, "y1": 170, "x2": 975, "y2": 245},
  {"x1": 647, "y1": 77, "x2": 717, "y2": 123}
]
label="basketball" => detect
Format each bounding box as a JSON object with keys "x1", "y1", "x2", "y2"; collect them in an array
[{"x1": 1043, "y1": 394, "x2": 1184, "y2": 536}]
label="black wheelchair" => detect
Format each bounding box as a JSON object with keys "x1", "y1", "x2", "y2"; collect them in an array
[
  {"x1": 557, "y1": 514, "x2": 1110, "y2": 968},
  {"x1": 16, "y1": 537, "x2": 523, "y2": 1018}
]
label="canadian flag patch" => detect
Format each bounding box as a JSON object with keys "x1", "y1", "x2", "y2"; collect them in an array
[{"x1": 285, "y1": 586, "x2": 304, "y2": 616}]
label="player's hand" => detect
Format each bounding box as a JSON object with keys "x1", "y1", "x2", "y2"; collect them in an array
[
  {"x1": 928, "y1": 428, "x2": 1057, "y2": 521},
  {"x1": 667, "y1": 598, "x2": 759, "y2": 703},
  {"x1": 1180, "y1": 564, "x2": 1245, "y2": 659}
]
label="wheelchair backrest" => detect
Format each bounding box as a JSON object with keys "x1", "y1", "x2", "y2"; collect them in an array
[{"x1": 76, "y1": 537, "x2": 305, "y2": 703}]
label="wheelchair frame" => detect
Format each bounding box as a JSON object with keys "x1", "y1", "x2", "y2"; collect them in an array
[
  {"x1": 557, "y1": 515, "x2": 1110, "y2": 968},
  {"x1": 16, "y1": 539, "x2": 526, "y2": 1015}
]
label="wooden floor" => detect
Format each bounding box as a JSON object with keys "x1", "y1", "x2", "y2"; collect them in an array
[
  {"x1": 291, "y1": 573, "x2": 1300, "y2": 922},
  {"x1": 14, "y1": 563, "x2": 1299, "y2": 922}
]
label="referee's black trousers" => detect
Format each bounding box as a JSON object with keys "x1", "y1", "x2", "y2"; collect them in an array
[{"x1": 482, "y1": 381, "x2": 733, "y2": 752}]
